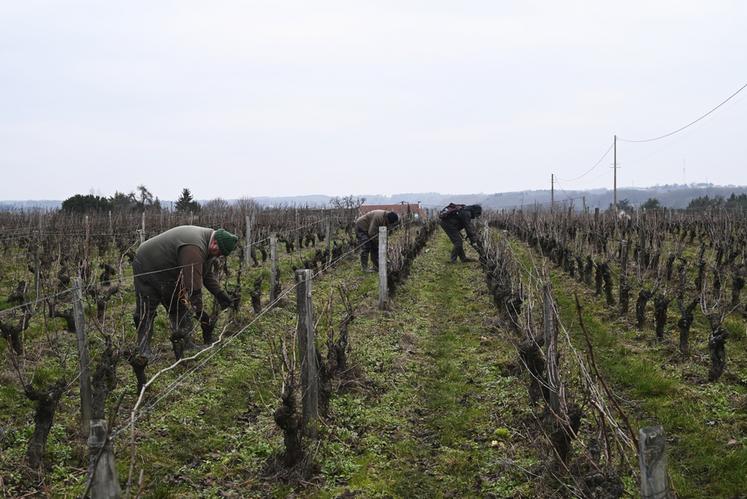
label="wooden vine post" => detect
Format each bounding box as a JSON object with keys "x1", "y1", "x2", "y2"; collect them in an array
[
  {"x1": 638, "y1": 425, "x2": 671, "y2": 499},
  {"x1": 619, "y1": 239, "x2": 630, "y2": 315},
  {"x1": 296, "y1": 269, "x2": 319, "y2": 432},
  {"x1": 86, "y1": 419, "x2": 121, "y2": 498},
  {"x1": 295, "y1": 208, "x2": 301, "y2": 261},
  {"x1": 543, "y1": 284, "x2": 560, "y2": 414},
  {"x1": 269, "y1": 236, "x2": 279, "y2": 304},
  {"x1": 72, "y1": 277, "x2": 92, "y2": 436},
  {"x1": 84, "y1": 215, "x2": 90, "y2": 271},
  {"x1": 378, "y1": 226, "x2": 388, "y2": 310},
  {"x1": 140, "y1": 211, "x2": 146, "y2": 244},
  {"x1": 34, "y1": 214, "x2": 42, "y2": 307},
  {"x1": 326, "y1": 213, "x2": 332, "y2": 268},
  {"x1": 244, "y1": 214, "x2": 253, "y2": 267}
]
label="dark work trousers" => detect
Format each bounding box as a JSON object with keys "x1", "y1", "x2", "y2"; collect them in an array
[
  {"x1": 440, "y1": 220, "x2": 468, "y2": 262},
  {"x1": 133, "y1": 258, "x2": 194, "y2": 360},
  {"x1": 356, "y1": 227, "x2": 379, "y2": 269}
]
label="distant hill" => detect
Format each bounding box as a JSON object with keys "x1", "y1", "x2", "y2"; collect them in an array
[
  {"x1": 482, "y1": 184, "x2": 747, "y2": 210},
  {"x1": 2, "y1": 184, "x2": 746, "y2": 211},
  {"x1": 0, "y1": 200, "x2": 62, "y2": 211}
]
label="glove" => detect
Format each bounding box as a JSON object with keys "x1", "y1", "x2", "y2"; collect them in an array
[
  {"x1": 216, "y1": 291, "x2": 233, "y2": 310},
  {"x1": 216, "y1": 290, "x2": 240, "y2": 310}
]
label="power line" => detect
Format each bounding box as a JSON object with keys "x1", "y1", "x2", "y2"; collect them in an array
[
  {"x1": 618, "y1": 81, "x2": 747, "y2": 143},
  {"x1": 555, "y1": 142, "x2": 615, "y2": 183}
]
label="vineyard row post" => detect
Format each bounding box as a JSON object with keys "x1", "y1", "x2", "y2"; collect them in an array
[
  {"x1": 87, "y1": 419, "x2": 121, "y2": 498},
  {"x1": 34, "y1": 213, "x2": 42, "y2": 307},
  {"x1": 638, "y1": 425, "x2": 671, "y2": 499},
  {"x1": 620, "y1": 239, "x2": 629, "y2": 315},
  {"x1": 326, "y1": 213, "x2": 332, "y2": 268},
  {"x1": 140, "y1": 211, "x2": 146, "y2": 244},
  {"x1": 244, "y1": 214, "x2": 253, "y2": 268},
  {"x1": 378, "y1": 226, "x2": 388, "y2": 310},
  {"x1": 73, "y1": 277, "x2": 122, "y2": 497},
  {"x1": 542, "y1": 283, "x2": 560, "y2": 415},
  {"x1": 295, "y1": 208, "x2": 301, "y2": 263},
  {"x1": 270, "y1": 235, "x2": 279, "y2": 304},
  {"x1": 84, "y1": 215, "x2": 90, "y2": 272},
  {"x1": 72, "y1": 277, "x2": 92, "y2": 437},
  {"x1": 296, "y1": 269, "x2": 319, "y2": 432}
]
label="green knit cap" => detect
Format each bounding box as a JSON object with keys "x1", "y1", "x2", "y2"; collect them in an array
[{"x1": 214, "y1": 229, "x2": 239, "y2": 256}]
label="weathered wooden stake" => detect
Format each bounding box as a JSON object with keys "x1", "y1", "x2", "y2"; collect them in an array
[
  {"x1": 73, "y1": 277, "x2": 92, "y2": 436},
  {"x1": 378, "y1": 226, "x2": 388, "y2": 310},
  {"x1": 295, "y1": 208, "x2": 301, "y2": 261},
  {"x1": 543, "y1": 284, "x2": 560, "y2": 414},
  {"x1": 244, "y1": 214, "x2": 253, "y2": 267},
  {"x1": 620, "y1": 240, "x2": 630, "y2": 315},
  {"x1": 140, "y1": 211, "x2": 146, "y2": 244},
  {"x1": 326, "y1": 215, "x2": 332, "y2": 268},
  {"x1": 87, "y1": 419, "x2": 121, "y2": 498},
  {"x1": 269, "y1": 236, "x2": 279, "y2": 303},
  {"x1": 84, "y1": 215, "x2": 90, "y2": 268},
  {"x1": 295, "y1": 269, "x2": 319, "y2": 430},
  {"x1": 638, "y1": 425, "x2": 670, "y2": 499},
  {"x1": 34, "y1": 215, "x2": 42, "y2": 306}
]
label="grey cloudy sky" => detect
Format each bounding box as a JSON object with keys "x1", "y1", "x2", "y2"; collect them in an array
[{"x1": 1, "y1": 1, "x2": 745, "y2": 200}]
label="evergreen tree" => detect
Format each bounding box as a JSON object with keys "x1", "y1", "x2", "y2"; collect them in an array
[{"x1": 175, "y1": 188, "x2": 200, "y2": 213}]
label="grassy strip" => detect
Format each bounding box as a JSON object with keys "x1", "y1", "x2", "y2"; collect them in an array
[{"x1": 315, "y1": 231, "x2": 540, "y2": 497}]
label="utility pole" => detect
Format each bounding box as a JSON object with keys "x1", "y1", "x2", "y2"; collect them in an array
[
  {"x1": 551, "y1": 174, "x2": 555, "y2": 210},
  {"x1": 613, "y1": 135, "x2": 618, "y2": 211}
]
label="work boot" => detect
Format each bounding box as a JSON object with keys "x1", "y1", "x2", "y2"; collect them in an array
[
  {"x1": 450, "y1": 247, "x2": 459, "y2": 263},
  {"x1": 360, "y1": 253, "x2": 369, "y2": 273},
  {"x1": 128, "y1": 353, "x2": 148, "y2": 394},
  {"x1": 170, "y1": 333, "x2": 203, "y2": 359},
  {"x1": 455, "y1": 247, "x2": 470, "y2": 263},
  {"x1": 200, "y1": 313, "x2": 216, "y2": 345}
]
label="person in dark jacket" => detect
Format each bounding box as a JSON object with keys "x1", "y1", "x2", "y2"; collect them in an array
[
  {"x1": 440, "y1": 204, "x2": 482, "y2": 262},
  {"x1": 132, "y1": 225, "x2": 239, "y2": 361},
  {"x1": 355, "y1": 210, "x2": 399, "y2": 272}
]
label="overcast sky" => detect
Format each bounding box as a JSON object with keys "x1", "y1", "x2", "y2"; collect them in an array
[{"x1": 1, "y1": 1, "x2": 745, "y2": 200}]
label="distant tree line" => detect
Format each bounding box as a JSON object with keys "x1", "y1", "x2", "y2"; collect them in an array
[
  {"x1": 61, "y1": 186, "x2": 205, "y2": 214},
  {"x1": 613, "y1": 194, "x2": 747, "y2": 213},
  {"x1": 685, "y1": 193, "x2": 747, "y2": 212}
]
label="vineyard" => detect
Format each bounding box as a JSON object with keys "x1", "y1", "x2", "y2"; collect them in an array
[{"x1": 0, "y1": 205, "x2": 745, "y2": 497}]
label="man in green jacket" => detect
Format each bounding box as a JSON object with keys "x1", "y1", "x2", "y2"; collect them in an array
[
  {"x1": 132, "y1": 225, "x2": 239, "y2": 361},
  {"x1": 355, "y1": 210, "x2": 399, "y2": 272}
]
